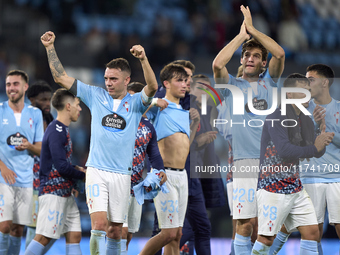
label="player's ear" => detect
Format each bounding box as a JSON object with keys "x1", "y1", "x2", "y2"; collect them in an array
[
  {"x1": 65, "y1": 102, "x2": 71, "y2": 111},
  {"x1": 125, "y1": 76, "x2": 131, "y2": 86},
  {"x1": 322, "y1": 78, "x2": 329, "y2": 88},
  {"x1": 163, "y1": 80, "x2": 170, "y2": 89}
]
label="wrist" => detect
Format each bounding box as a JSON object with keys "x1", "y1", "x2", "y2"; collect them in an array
[
  {"x1": 139, "y1": 56, "x2": 147, "y2": 62},
  {"x1": 151, "y1": 98, "x2": 158, "y2": 106},
  {"x1": 246, "y1": 25, "x2": 256, "y2": 34},
  {"x1": 45, "y1": 44, "x2": 54, "y2": 51}
]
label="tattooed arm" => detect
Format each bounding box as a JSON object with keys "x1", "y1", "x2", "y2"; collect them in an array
[{"x1": 41, "y1": 31, "x2": 75, "y2": 90}]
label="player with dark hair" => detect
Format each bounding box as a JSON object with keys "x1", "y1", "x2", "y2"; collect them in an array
[
  {"x1": 301, "y1": 64, "x2": 340, "y2": 253},
  {"x1": 0, "y1": 70, "x2": 43, "y2": 254},
  {"x1": 26, "y1": 80, "x2": 54, "y2": 130},
  {"x1": 25, "y1": 80, "x2": 56, "y2": 251},
  {"x1": 269, "y1": 64, "x2": 340, "y2": 255},
  {"x1": 41, "y1": 31, "x2": 158, "y2": 254},
  {"x1": 153, "y1": 59, "x2": 195, "y2": 110},
  {"x1": 212, "y1": 5, "x2": 285, "y2": 254},
  {"x1": 120, "y1": 82, "x2": 166, "y2": 255},
  {"x1": 251, "y1": 73, "x2": 333, "y2": 255},
  {"x1": 182, "y1": 74, "x2": 225, "y2": 255},
  {"x1": 140, "y1": 63, "x2": 195, "y2": 255},
  {"x1": 25, "y1": 88, "x2": 85, "y2": 255}
]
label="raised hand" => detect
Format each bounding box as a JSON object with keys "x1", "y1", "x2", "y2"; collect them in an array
[
  {"x1": 240, "y1": 21, "x2": 251, "y2": 41},
  {"x1": 315, "y1": 124, "x2": 334, "y2": 152},
  {"x1": 41, "y1": 31, "x2": 56, "y2": 48},
  {"x1": 240, "y1": 5, "x2": 254, "y2": 32},
  {"x1": 130, "y1": 45, "x2": 146, "y2": 61},
  {"x1": 313, "y1": 104, "x2": 326, "y2": 127}
]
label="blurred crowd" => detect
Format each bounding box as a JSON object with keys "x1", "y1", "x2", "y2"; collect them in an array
[{"x1": 1, "y1": 0, "x2": 340, "y2": 89}]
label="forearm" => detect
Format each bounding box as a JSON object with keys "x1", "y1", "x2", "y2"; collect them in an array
[
  {"x1": 247, "y1": 27, "x2": 285, "y2": 60},
  {"x1": 0, "y1": 160, "x2": 8, "y2": 171},
  {"x1": 140, "y1": 58, "x2": 157, "y2": 97},
  {"x1": 27, "y1": 142, "x2": 41, "y2": 157},
  {"x1": 190, "y1": 121, "x2": 199, "y2": 145},
  {"x1": 45, "y1": 45, "x2": 75, "y2": 89},
  {"x1": 213, "y1": 33, "x2": 247, "y2": 73},
  {"x1": 57, "y1": 162, "x2": 85, "y2": 180}
]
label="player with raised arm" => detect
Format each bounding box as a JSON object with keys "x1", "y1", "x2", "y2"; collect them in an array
[
  {"x1": 40, "y1": 31, "x2": 158, "y2": 255},
  {"x1": 251, "y1": 73, "x2": 334, "y2": 255},
  {"x1": 25, "y1": 88, "x2": 85, "y2": 255},
  {"x1": 212, "y1": 5, "x2": 285, "y2": 254},
  {"x1": 120, "y1": 82, "x2": 166, "y2": 255},
  {"x1": 139, "y1": 63, "x2": 193, "y2": 255}
]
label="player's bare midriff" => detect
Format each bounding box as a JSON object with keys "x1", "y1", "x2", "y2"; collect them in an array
[{"x1": 158, "y1": 132, "x2": 189, "y2": 169}]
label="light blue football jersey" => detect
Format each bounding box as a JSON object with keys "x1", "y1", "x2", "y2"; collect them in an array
[
  {"x1": 219, "y1": 70, "x2": 279, "y2": 160},
  {"x1": 146, "y1": 99, "x2": 189, "y2": 140},
  {"x1": 0, "y1": 101, "x2": 44, "y2": 187},
  {"x1": 76, "y1": 80, "x2": 148, "y2": 175},
  {"x1": 301, "y1": 98, "x2": 340, "y2": 183}
]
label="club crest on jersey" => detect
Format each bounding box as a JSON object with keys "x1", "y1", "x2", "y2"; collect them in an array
[
  {"x1": 7, "y1": 132, "x2": 27, "y2": 149},
  {"x1": 334, "y1": 112, "x2": 339, "y2": 124},
  {"x1": 53, "y1": 224, "x2": 57, "y2": 234},
  {"x1": 102, "y1": 113, "x2": 126, "y2": 132},
  {"x1": 2, "y1": 119, "x2": 8, "y2": 125},
  {"x1": 168, "y1": 214, "x2": 173, "y2": 224},
  {"x1": 123, "y1": 101, "x2": 129, "y2": 112},
  {"x1": 236, "y1": 203, "x2": 243, "y2": 214},
  {"x1": 88, "y1": 199, "x2": 93, "y2": 209},
  {"x1": 268, "y1": 220, "x2": 274, "y2": 231},
  {"x1": 28, "y1": 118, "x2": 33, "y2": 128},
  {"x1": 259, "y1": 79, "x2": 267, "y2": 89}
]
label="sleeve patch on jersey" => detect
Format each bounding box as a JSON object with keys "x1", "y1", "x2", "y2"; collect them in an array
[{"x1": 56, "y1": 124, "x2": 63, "y2": 132}]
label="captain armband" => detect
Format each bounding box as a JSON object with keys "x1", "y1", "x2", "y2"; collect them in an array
[
  {"x1": 141, "y1": 88, "x2": 153, "y2": 105},
  {"x1": 68, "y1": 79, "x2": 78, "y2": 96}
]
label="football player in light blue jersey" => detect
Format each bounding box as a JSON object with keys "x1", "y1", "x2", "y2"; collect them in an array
[
  {"x1": 212, "y1": 5, "x2": 285, "y2": 255},
  {"x1": 40, "y1": 31, "x2": 158, "y2": 255},
  {"x1": 140, "y1": 63, "x2": 196, "y2": 255},
  {"x1": 0, "y1": 70, "x2": 44, "y2": 255},
  {"x1": 269, "y1": 64, "x2": 340, "y2": 255}
]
